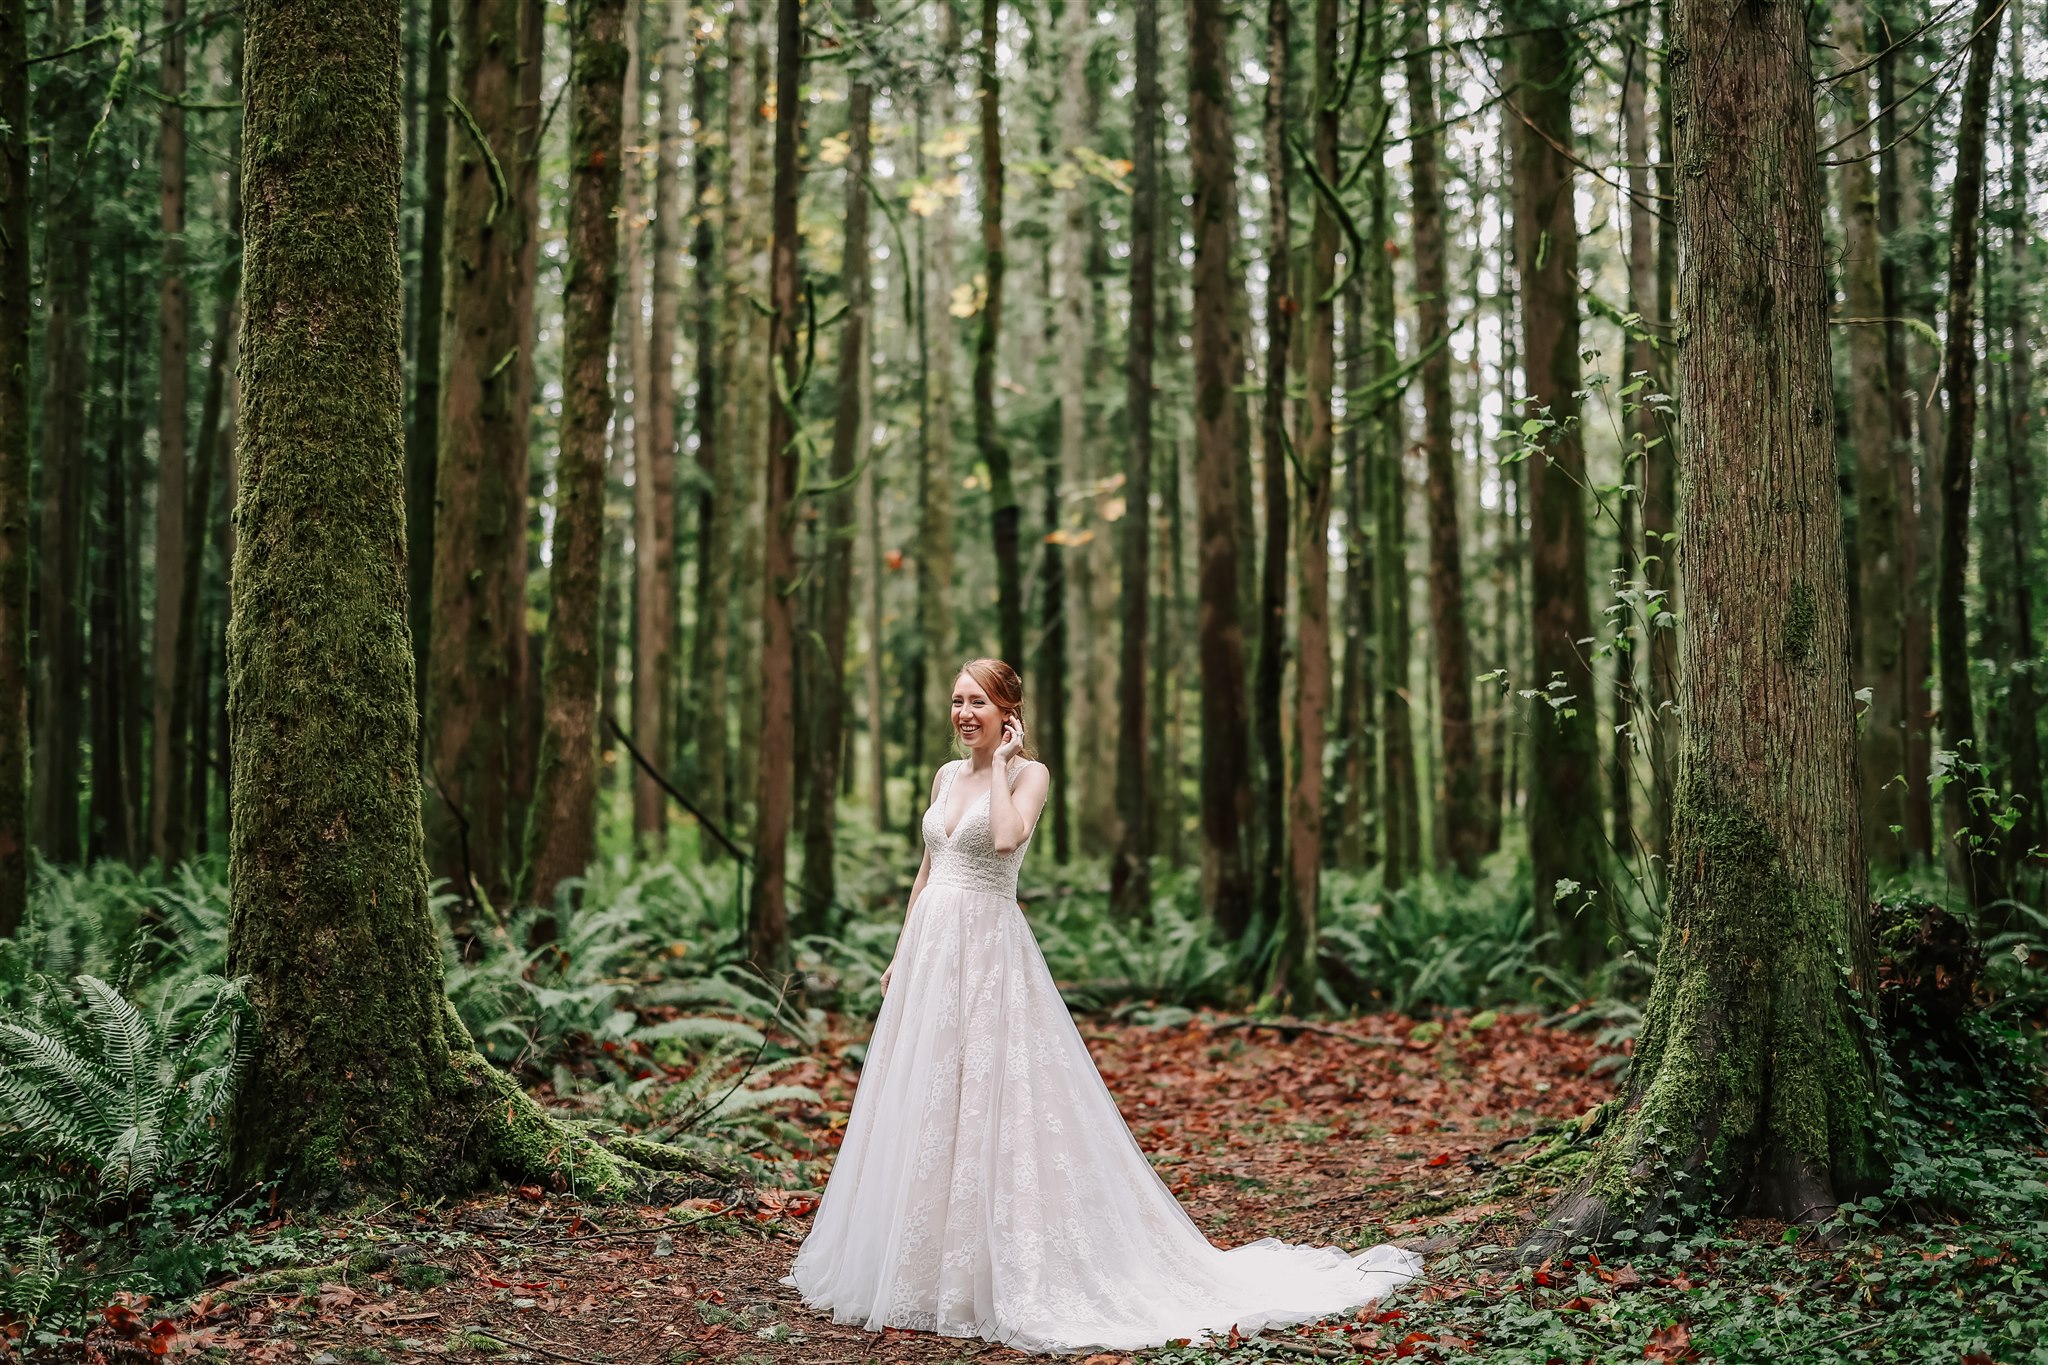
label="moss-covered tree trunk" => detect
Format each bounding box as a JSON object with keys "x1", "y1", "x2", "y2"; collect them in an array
[
  {"x1": 226, "y1": 0, "x2": 658, "y2": 1201},
  {"x1": 1531, "y1": 0, "x2": 1888, "y2": 1251},
  {"x1": 0, "y1": 0, "x2": 25, "y2": 931},
  {"x1": 1187, "y1": 0, "x2": 1255, "y2": 938},
  {"x1": 1512, "y1": 13, "x2": 1604, "y2": 967},
  {"x1": 1408, "y1": 23, "x2": 1480, "y2": 880},
  {"x1": 746, "y1": 0, "x2": 802, "y2": 975},
  {"x1": 1110, "y1": 0, "x2": 1157, "y2": 919},
  {"x1": 426, "y1": 0, "x2": 543, "y2": 911},
  {"x1": 523, "y1": 0, "x2": 627, "y2": 918}
]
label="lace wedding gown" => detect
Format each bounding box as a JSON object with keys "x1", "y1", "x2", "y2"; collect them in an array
[{"x1": 782, "y1": 757, "x2": 1422, "y2": 1354}]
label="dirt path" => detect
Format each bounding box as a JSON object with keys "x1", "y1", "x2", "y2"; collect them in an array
[{"x1": 122, "y1": 1009, "x2": 1621, "y2": 1364}]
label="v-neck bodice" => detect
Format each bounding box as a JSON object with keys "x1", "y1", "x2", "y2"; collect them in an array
[{"x1": 922, "y1": 759, "x2": 1035, "y2": 896}]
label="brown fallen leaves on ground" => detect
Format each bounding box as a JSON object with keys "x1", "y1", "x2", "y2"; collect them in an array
[{"x1": 67, "y1": 1007, "x2": 1621, "y2": 1365}]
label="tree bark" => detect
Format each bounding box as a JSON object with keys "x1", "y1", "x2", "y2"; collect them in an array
[
  {"x1": 1336, "y1": 275, "x2": 1376, "y2": 871},
  {"x1": 1254, "y1": 0, "x2": 1291, "y2": 942},
  {"x1": 1111, "y1": 0, "x2": 1158, "y2": 919},
  {"x1": 1532, "y1": 0, "x2": 1887, "y2": 1249},
  {"x1": 1642, "y1": 0, "x2": 1679, "y2": 865},
  {"x1": 975, "y1": 0, "x2": 1021, "y2": 667},
  {"x1": 227, "y1": 0, "x2": 643, "y2": 1200},
  {"x1": 747, "y1": 0, "x2": 803, "y2": 973},
  {"x1": 426, "y1": 0, "x2": 545, "y2": 912},
  {"x1": 1993, "y1": 0, "x2": 2043, "y2": 884},
  {"x1": 912, "y1": 54, "x2": 960, "y2": 826},
  {"x1": 685, "y1": 23, "x2": 726, "y2": 803},
  {"x1": 1935, "y1": 0, "x2": 2003, "y2": 902},
  {"x1": 1274, "y1": 0, "x2": 1338, "y2": 1009},
  {"x1": 150, "y1": 0, "x2": 191, "y2": 865},
  {"x1": 1834, "y1": 0, "x2": 1910, "y2": 876},
  {"x1": 1512, "y1": 12, "x2": 1604, "y2": 966},
  {"x1": 0, "y1": 0, "x2": 27, "y2": 929},
  {"x1": 34, "y1": 0, "x2": 93, "y2": 867},
  {"x1": 1408, "y1": 21, "x2": 1480, "y2": 879},
  {"x1": 631, "y1": 0, "x2": 684, "y2": 849},
  {"x1": 1188, "y1": 0, "x2": 1255, "y2": 936},
  {"x1": 409, "y1": 0, "x2": 452, "y2": 726},
  {"x1": 521, "y1": 0, "x2": 628, "y2": 919},
  {"x1": 798, "y1": 0, "x2": 876, "y2": 935}
]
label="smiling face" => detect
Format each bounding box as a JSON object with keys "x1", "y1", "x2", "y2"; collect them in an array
[{"x1": 951, "y1": 671, "x2": 1007, "y2": 756}]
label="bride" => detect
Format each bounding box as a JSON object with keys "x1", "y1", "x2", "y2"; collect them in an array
[{"x1": 783, "y1": 658, "x2": 1421, "y2": 1353}]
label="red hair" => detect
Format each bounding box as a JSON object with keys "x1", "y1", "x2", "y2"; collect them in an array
[{"x1": 954, "y1": 658, "x2": 1037, "y2": 761}]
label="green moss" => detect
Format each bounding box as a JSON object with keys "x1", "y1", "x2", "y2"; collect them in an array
[{"x1": 1783, "y1": 581, "x2": 1818, "y2": 664}]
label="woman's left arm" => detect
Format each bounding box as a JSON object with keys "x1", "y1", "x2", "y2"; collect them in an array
[{"x1": 989, "y1": 759, "x2": 1050, "y2": 855}]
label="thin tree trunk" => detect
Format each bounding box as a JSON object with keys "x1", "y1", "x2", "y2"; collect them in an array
[
  {"x1": 1369, "y1": 0, "x2": 1417, "y2": 886},
  {"x1": 1634, "y1": 2, "x2": 1676, "y2": 866},
  {"x1": 1534, "y1": 0, "x2": 1887, "y2": 1246},
  {"x1": 34, "y1": 0, "x2": 92, "y2": 867},
  {"x1": 1111, "y1": 0, "x2": 1158, "y2": 918},
  {"x1": 976, "y1": 0, "x2": 1021, "y2": 666},
  {"x1": 427, "y1": 0, "x2": 545, "y2": 912},
  {"x1": 1408, "y1": 21, "x2": 1480, "y2": 879},
  {"x1": 1337, "y1": 276, "x2": 1375, "y2": 870},
  {"x1": 1254, "y1": 0, "x2": 1291, "y2": 941},
  {"x1": 1513, "y1": 11, "x2": 1604, "y2": 968},
  {"x1": 521, "y1": 0, "x2": 627, "y2": 920},
  {"x1": 747, "y1": 0, "x2": 802, "y2": 972},
  {"x1": 150, "y1": 0, "x2": 190, "y2": 864},
  {"x1": 799, "y1": 0, "x2": 876, "y2": 934},
  {"x1": 1275, "y1": 0, "x2": 1338, "y2": 1009},
  {"x1": 1834, "y1": 0, "x2": 1909, "y2": 876},
  {"x1": 1188, "y1": 0, "x2": 1255, "y2": 936},
  {"x1": 633, "y1": 0, "x2": 684, "y2": 848},
  {"x1": 1935, "y1": 0, "x2": 2003, "y2": 902},
  {"x1": 1995, "y1": 0, "x2": 2044, "y2": 883},
  {"x1": 409, "y1": 0, "x2": 451, "y2": 725},
  {"x1": 686, "y1": 25, "x2": 724, "y2": 794},
  {"x1": 0, "y1": 0, "x2": 28, "y2": 928}
]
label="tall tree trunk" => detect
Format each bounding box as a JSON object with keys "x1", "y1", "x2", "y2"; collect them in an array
[
  {"x1": 1254, "y1": 0, "x2": 1291, "y2": 941},
  {"x1": 150, "y1": 0, "x2": 191, "y2": 864},
  {"x1": 1532, "y1": 0, "x2": 1886, "y2": 1248},
  {"x1": 1935, "y1": 0, "x2": 2003, "y2": 902},
  {"x1": 92, "y1": 339, "x2": 140, "y2": 867},
  {"x1": 747, "y1": 0, "x2": 802, "y2": 973},
  {"x1": 409, "y1": 0, "x2": 452, "y2": 725},
  {"x1": 1638, "y1": 0, "x2": 1671, "y2": 863},
  {"x1": 799, "y1": 0, "x2": 876, "y2": 934},
  {"x1": 976, "y1": 0, "x2": 1021, "y2": 666},
  {"x1": 1370, "y1": 0, "x2": 1417, "y2": 886},
  {"x1": 1274, "y1": 0, "x2": 1338, "y2": 1009},
  {"x1": 427, "y1": 0, "x2": 545, "y2": 912},
  {"x1": 1188, "y1": 0, "x2": 1255, "y2": 936},
  {"x1": 686, "y1": 25, "x2": 726, "y2": 798},
  {"x1": 1110, "y1": 0, "x2": 1158, "y2": 918},
  {"x1": 34, "y1": 0, "x2": 93, "y2": 867},
  {"x1": 522, "y1": 0, "x2": 627, "y2": 919},
  {"x1": 1897, "y1": 28, "x2": 1941, "y2": 865},
  {"x1": 1513, "y1": 12, "x2": 1604, "y2": 967},
  {"x1": 1835, "y1": 0, "x2": 1910, "y2": 876},
  {"x1": 632, "y1": 0, "x2": 684, "y2": 848},
  {"x1": 1994, "y1": 0, "x2": 2044, "y2": 883},
  {"x1": 1336, "y1": 275, "x2": 1376, "y2": 870},
  {"x1": 227, "y1": 0, "x2": 653, "y2": 1199},
  {"x1": 1408, "y1": 20, "x2": 1480, "y2": 879},
  {"x1": 0, "y1": 0, "x2": 28, "y2": 928},
  {"x1": 913, "y1": 56, "x2": 960, "y2": 824}
]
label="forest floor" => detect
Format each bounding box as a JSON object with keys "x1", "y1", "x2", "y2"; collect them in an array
[{"x1": 99, "y1": 1009, "x2": 1638, "y2": 1364}]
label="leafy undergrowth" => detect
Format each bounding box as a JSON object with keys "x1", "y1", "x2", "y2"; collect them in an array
[{"x1": 13, "y1": 1006, "x2": 2045, "y2": 1364}]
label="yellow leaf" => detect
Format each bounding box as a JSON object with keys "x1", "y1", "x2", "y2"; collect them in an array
[
  {"x1": 1102, "y1": 497, "x2": 1127, "y2": 523},
  {"x1": 923, "y1": 127, "x2": 971, "y2": 159},
  {"x1": 818, "y1": 134, "x2": 851, "y2": 167}
]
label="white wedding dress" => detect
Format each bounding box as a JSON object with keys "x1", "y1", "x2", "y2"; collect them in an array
[{"x1": 781, "y1": 757, "x2": 1421, "y2": 1354}]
